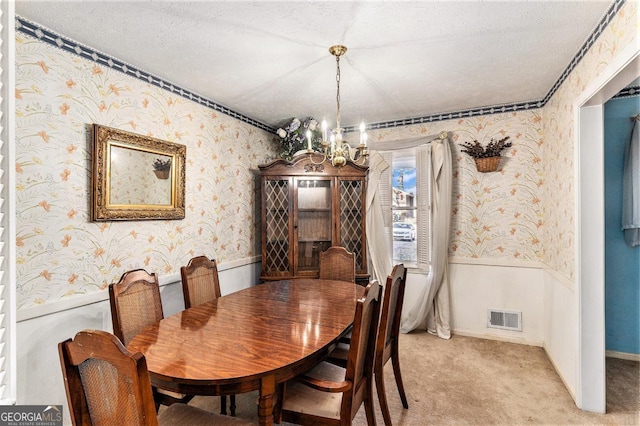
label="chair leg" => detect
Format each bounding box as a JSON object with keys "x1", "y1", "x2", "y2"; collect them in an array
[
  {"x1": 364, "y1": 379, "x2": 377, "y2": 426},
  {"x1": 391, "y1": 351, "x2": 409, "y2": 409},
  {"x1": 375, "y1": 366, "x2": 392, "y2": 426},
  {"x1": 152, "y1": 387, "x2": 161, "y2": 412},
  {"x1": 230, "y1": 395, "x2": 236, "y2": 416},
  {"x1": 220, "y1": 395, "x2": 227, "y2": 415}
]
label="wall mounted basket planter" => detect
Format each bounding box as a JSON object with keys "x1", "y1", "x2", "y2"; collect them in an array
[
  {"x1": 474, "y1": 156, "x2": 501, "y2": 173},
  {"x1": 154, "y1": 170, "x2": 170, "y2": 179}
]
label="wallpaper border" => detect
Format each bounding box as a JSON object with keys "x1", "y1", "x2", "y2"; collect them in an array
[
  {"x1": 612, "y1": 85, "x2": 640, "y2": 99},
  {"x1": 16, "y1": 0, "x2": 624, "y2": 133},
  {"x1": 15, "y1": 16, "x2": 274, "y2": 133},
  {"x1": 541, "y1": 0, "x2": 625, "y2": 106},
  {"x1": 362, "y1": 0, "x2": 625, "y2": 132}
]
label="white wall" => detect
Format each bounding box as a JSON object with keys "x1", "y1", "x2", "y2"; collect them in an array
[
  {"x1": 542, "y1": 268, "x2": 578, "y2": 399},
  {"x1": 449, "y1": 261, "x2": 544, "y2": 345},
  {"x1": 16, "y1": 261, "x2": 261, "y2": 425},
  {"x1": 402, "y1": 260, "x2": 545, "y2": 346}
]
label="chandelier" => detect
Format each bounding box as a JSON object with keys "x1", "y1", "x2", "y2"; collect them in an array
[{"x1": 306, "y1": 45, "x2": 368, "y2": 167}]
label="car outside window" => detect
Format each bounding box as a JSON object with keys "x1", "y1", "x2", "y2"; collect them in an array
[
  {"x1": 380, "y1": 145, "x2": 431, "y2": 273},
  {"x1": 391, "y1": 150, "x2": 417, "y2": 267}
]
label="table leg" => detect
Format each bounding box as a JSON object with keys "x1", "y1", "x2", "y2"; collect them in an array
[{"x1": 258, "y1": 375, "x2": 275, "y2": 426}]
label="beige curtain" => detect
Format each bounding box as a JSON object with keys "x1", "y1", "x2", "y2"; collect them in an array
[
  {"x1": 367, "y1": 132, "x2": 453, "y2": 338},
  {"x1": 365, "y1": 151, "x2": 393, "y2": 283}
]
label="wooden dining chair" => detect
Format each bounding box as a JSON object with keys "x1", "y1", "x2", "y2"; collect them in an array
[
  {"x1": 108, "y1": 269, "x2": 192, "y2": 409},
  {"x1": 324, "y1": 264, "x2": 409, "y2": 425},
  {"x1": 109, "y1": 269, "x2": 164, "y2": 346},
  {"x1": 375, "y1": 263, "x2": 409, "y2": 426},
  {"x1": 180, "y1": 255, "x2": 222, "y2": 308},
  {"x1": 180, "y1": 255, "x2": 236, "y2": 416},
  {"x1": 58, "y1": 329, "x2": 252, "y2": 426},
  {"x1": 276, "y1": 280, "x2": 381, "y2": 425},
  {"x1": 319, "y1": 246, "x2": 356, "y2": 283}
]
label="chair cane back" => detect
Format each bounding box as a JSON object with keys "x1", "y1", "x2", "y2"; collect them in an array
[
  {"x1": 108, "y1": 269, "x2": 192, "y2": 409},
  {"x1": 180, "y1": 255, "x2": 222, "y2": 309},
  {"x1": 109, "y1": 269, "x2": 163, "y2": 346},
  {"x1": 319, "y1": 246, "x2": 356, "y2": 284},
  {"x1": 58, "y1": 329, "x2": 252, "y2": 426}
]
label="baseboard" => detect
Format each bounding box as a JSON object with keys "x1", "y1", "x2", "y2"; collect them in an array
[
  {"x1": 606, "y1": 350, "x2": 640, "y2": 362},
  {"x1": 452, "y1": 328, "x2": 543, "y2": 347},
  {"x1": 542, "y1": 343, "x2": 576, "y2": 401}
]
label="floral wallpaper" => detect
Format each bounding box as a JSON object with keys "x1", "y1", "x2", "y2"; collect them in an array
[
  {"x1": 366, "y1": 110, "x2": 545, "y2": 263},
  {"x1": 14, "y1": 0, "x2": 637, "y2": 309},
  {"x1": 541, "y1": 0, "x2": 638, "y2": 281},
  {"x1": 15, "y1": 33, "x2": 276, "y2": 309}
]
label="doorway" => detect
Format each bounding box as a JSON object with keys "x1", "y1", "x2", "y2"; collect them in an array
[
  {"x1": 577, "y1": 45, "x2": 640, "y2": 412},
  {"x1": 603, "y1": 94, "x2": 640, "y2": 357}
]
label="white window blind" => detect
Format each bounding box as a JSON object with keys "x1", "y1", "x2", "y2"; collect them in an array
[
  {"x1": 416, "y1": 144, "x2": 431, "y2": 271},
  {"x1": 379, "y1": 151, "x2": 393, "y2": 242}
]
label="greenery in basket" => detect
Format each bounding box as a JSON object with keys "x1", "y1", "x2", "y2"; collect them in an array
[
  {"x1": 275, "y1": 117, "x2": 323, "y2": 160},
  {"x1": 153, "y1": 158, "x2": 171, "y2": 171},
  {"x1": 460, "y1": 136, "x2": 512, "y2": 159}
]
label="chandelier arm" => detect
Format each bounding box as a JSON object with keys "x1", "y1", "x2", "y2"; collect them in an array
[
  {"x1": 308, "y1": 148, "x2": 329, "y2": 165},
  {"x1": 302, "y1": 44, "x2": 367, "y2": 168}
]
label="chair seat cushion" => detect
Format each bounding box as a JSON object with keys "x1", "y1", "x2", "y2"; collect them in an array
[
  {"x1": 325, "y1": 341, "x2": 349, "y2": 368},
  {"x1": 330, "y1": 341, "x2": 349, "y2": 360},
  {"x1": 157, "y1": 388, "x2": 189, "y2": 399},
  {"x1": 282, "y1": 361, "x2": 347, "y2": 420},
  {"x1": 159, "y1": 403, "x2": 252, "y2": 425}
]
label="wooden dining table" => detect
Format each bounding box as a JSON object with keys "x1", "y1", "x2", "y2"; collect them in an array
[{"x1": 127, "y1": 278, "x2": 364, "y2": 425}]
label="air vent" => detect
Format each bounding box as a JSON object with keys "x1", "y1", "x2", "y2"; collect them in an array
[{"x1": 487, "y1": 309, "x2": 522, "y2": 331}]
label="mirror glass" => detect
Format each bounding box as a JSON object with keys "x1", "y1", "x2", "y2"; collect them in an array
[
  {"x1": 109, "y1": 145, "x2": 173, "y2": 206},
  {"x1": 91, "y1": 124, "x2": 186, "y2": 221}
]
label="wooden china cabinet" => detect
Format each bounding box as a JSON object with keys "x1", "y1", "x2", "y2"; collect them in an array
[{"x1": 259, "y1": 153, "x2": 369, "y2": 285}]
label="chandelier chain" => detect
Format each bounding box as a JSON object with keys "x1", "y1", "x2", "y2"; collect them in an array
[
  {"x1": 308, "y1": 44, "x2": 367, "y2": 167},
  {"x1": 335, "y1": 54, "x2": 341, "y2": 130}
]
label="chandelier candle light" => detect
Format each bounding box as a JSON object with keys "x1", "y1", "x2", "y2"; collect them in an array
[{"x1": 308, "y1": 45, "x2": 368, "y2": 167}]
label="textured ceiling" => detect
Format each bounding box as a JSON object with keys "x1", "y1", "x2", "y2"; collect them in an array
[{"x1": 15, "y1": 1, "x2": 613, "y2": 129}]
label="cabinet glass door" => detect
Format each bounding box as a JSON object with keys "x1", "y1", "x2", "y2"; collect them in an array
[
  {"x1": 264, "y1": 179, "x2": 290, "y2": 275},
  {"x1": 339, "y1": 178, "x2": 365, "y2": 272},
  {"x1": 296, "y1": 178, "x2": 332, "y2": 273}
]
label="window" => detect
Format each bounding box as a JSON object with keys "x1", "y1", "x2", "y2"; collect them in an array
[{"x1": 379, "y1": 146, "x2": 430, "y2": 272}]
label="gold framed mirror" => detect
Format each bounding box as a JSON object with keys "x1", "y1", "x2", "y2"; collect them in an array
[{"x1": 91, "y1": 124, "x2": 186, "y2": 221}]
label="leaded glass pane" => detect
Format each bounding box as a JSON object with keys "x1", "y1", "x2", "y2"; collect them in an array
[
  {"x1": 340, "y1": 180, "x2": 363, "y2": 270},
  {"x1": 264, "y1": 179, "x2": 289, "y2": 273}
]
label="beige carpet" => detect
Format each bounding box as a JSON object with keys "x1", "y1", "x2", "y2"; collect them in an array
[{"x1": 185, "y1": 330, "x2": 640, "y2": 425}]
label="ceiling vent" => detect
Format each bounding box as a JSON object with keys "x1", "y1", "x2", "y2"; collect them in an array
[{"x1": 487, "y1": 309, "x2": 522, "y2": 331}]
